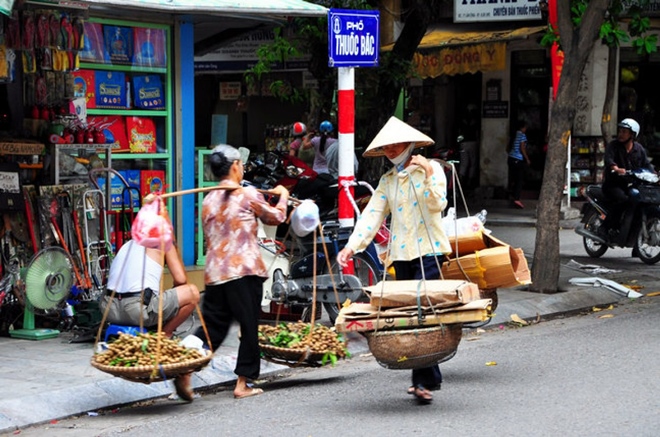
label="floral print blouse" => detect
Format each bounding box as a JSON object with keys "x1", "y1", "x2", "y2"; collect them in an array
[
  {"x1": 203, "y1": 181, "x2": 288, "y2": 285},
  {"x1": 345, "y1": 160, "x2": 451, "y2": 262}
]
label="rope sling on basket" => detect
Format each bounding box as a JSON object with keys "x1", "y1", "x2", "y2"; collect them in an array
[
  {"x1": 257, "y1": 202, "x2": 350, "y2": 368},
  {"x1": 362, "y1": 161, "x2": 469, "y2": 370},
  {"x1": 91, "y1": 195, "x2": 213, "y2": 384}
]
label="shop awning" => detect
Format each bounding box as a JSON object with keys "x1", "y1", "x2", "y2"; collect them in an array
[
  {"x1": 80, "y1": 0, "x2": 328, "y2": 17},
  {"x1": 384, "y1": 24, "x2": 546, "y2": 78},
  {"x1": 416, "y1": 25, "x2": 546, "y2": 50}
]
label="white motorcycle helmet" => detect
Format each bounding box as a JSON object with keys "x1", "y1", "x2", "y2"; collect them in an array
[{"x1": 618, "y1": 118, "x2": 640, "y2": 138}]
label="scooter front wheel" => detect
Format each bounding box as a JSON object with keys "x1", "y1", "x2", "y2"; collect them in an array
[
  {"x1": 635, "y1": 215, "x2": 660, "y2": 265},
  {"x1": 583, "y1": 211, "x2": 608, "y2": 258},
  {"x1": 322, "y1": 252, "x2": 384, "y2": 325}
]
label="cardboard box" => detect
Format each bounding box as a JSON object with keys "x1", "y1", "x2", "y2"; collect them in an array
[
  {"x1": 95, "y1": 71, "x2": 127, "y2": 108},
  {"x1": 442, "y1": 245, "x2": 531, "y2": 289},
  {"x1": 140, "y1": 170, "x2": 165, "y2": 197},
  {"x1": 364, "y1": 279, "x2": 480, "y2": 308},
  {"x1": 334, "y1": 299, "x2": 491, "y2": 333},
  {"x1": 72, "y1": 70, "x2": 96, "y2": 109}
]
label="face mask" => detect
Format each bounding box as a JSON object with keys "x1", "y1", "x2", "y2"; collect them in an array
[{"x1": 387, "y1": 143, "x2": 415, "y2": 172}]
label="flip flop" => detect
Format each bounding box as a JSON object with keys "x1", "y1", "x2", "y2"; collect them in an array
[
  {"x1": 412, "y1": 385, "x2": 433, "y2": 405},
  {"x1": 234, "y1": 387, "x2": 264, "y2": 399}
]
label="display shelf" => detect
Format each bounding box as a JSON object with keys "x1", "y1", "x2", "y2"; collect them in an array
[
  {"x1": 78, "y1": 17, "x2": 173, "y2": 206},
  {"x1": 569, "y1": 136, "x2": 605, "y2": 198},
  {"x1": 79, "y1": 62, "x2": 167, "y2": 74},
  {"x1": 87, "y1": 109, "x2": 168, "y2": 117},
  {"x1": 196, "y1": 149, "x2": 220, "y2": 266},
  {"x1": 53, "y1": 143, "x2": 114, "y2": 184},
  {"x1": 109, "y1": 153, "x2": 169, "y2": 160}
]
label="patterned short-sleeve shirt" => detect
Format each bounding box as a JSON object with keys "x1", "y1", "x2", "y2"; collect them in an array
[{"x1": 203, "y1": 181, "x2": 288, "y2": 285}]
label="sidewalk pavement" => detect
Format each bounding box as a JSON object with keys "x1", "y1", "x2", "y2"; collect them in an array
[{"x1": 0, "y1": 202, "x2": 636, "y2": 435}]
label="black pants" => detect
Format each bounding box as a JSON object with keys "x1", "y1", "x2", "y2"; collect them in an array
[
  {"x1": 601, "y1": 182, "x2": 629, "y2": 230},
  {"x1": 392, "y1": 255, "x2": 445, "y2": 389},
  {"x1": 507, "y1": 157, "x2": 525, "y2": 201},
  {"x1": 194, "y1": 276, "x2": 264, "y2": 380}
]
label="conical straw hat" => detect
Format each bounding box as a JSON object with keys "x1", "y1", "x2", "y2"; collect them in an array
[{"x1": 363, "y1": 116, "x2": 434, "y2": 158}]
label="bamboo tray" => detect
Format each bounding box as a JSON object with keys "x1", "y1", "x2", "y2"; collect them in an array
[{"x1": 91, "y1": 350, "x2": 213, "y2": 384}]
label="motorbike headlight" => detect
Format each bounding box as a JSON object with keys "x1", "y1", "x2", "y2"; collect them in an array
[
  {"x1": 286, "y1": 166, "x2": 304, "y2": 178},
  {"x1": 634, "y1": 169, "x2": 659, "y2": 183}
]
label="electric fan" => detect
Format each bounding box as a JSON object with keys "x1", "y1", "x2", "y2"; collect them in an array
[{"x1": 10, "y1": 247, "x2": 73, "y2": 340}]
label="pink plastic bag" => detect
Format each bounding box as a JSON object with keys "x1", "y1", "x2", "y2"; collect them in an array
[{"x1": 131, "y1": 198, "x2": 173, "y2": 251}]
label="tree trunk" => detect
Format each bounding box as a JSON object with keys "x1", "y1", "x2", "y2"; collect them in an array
[
  {"x1": 531, "y1": 0, "x2": 609, "y2": 292},
  {"x1": 601, "y1": 44, "x2": 617, "y2": 143}
]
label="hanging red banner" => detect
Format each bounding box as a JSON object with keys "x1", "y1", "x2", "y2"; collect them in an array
[{"x1": 549, "y1": 0, "x2": 563, "y2": 100}]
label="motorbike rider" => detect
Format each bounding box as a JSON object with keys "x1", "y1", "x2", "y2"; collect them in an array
[
  {"x1": 302, "y1": 120, "x2": 337, "y2": 175},
  {"x1": 600, "y1": 118, "x2": 655, "y2": 238},
  {"x1": 289, "y1": 122, "x2": 315, "y2": 168}
]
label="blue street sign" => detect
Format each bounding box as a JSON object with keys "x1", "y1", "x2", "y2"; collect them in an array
[{"x1": 328, "y1": 9, "x2": 379, "y2": 68}]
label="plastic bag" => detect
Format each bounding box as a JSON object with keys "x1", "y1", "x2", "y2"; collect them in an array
[
  {"x1": 131, "y1": 198, "x2": 173, "y2": 251},
  {"x1": 442, "y1": 207, "x2": 485, "y2": 237},
  {"x1": 290, "y1": 200, "x2": 320, "y2": 237}
]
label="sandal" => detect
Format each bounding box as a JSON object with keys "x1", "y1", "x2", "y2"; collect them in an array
[{"x1": 412, "y1": 385, "x2": 433, "y2": 404}]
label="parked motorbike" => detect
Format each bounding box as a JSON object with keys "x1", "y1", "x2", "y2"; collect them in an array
[
  {"x1": 259, "y1": 219, "x2": 384, "y2": 324},
  {"x1": 575, "y1": 168, "x2": 660, "y2": 264}
]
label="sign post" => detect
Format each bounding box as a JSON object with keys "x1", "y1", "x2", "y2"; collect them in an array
[{"x1": 328, "y1": 8, "x2": 379, "y2": 228}]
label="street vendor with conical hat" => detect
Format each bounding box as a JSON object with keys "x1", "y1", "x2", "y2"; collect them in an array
[{"x1": 336, "y1": 116, "x2": 452, "y2": 405}]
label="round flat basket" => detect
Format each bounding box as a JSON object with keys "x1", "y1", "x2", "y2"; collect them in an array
[
  {"x1": 259, "y1": 343, "x2": 333, "y2": 368},
  {"x1": 91, "y1": 351, "x2": 213, "y2": 384},
  {"x1": 364, "y1": 324, "x2": 463, "y2": 370},
  {"x1": 480, "y1": 288, "x2": 498, "y2": 312}
]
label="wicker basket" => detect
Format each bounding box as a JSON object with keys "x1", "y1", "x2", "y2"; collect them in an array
[
  {"x1": 90, "y1": 351, "x2": 213, "y2": 384},
  {"x1": 259, "y1": 343, "x2": 338, "y2": 368},
  {"x1": 479, "y1": 288, "x2": 498, "y2": 312},
  {"x1": 364, "y1": 324, "x2": 463, "y2": 370}
]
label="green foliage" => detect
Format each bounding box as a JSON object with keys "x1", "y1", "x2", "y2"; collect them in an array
[
  {"x1": 570, "y1": 0, "x2": 588, "y2": 26},
  {"x1": 540, "y1": 0, "x2": 655, "y2": 56}
]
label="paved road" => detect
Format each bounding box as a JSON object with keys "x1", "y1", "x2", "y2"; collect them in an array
[{"x1": 10, "y1": 289, "x2": 659, "y2": 437}]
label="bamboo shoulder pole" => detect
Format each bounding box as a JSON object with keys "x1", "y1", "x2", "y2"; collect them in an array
[{"x1": 143, "y1": 185, "x2": 302, "y2": 204}]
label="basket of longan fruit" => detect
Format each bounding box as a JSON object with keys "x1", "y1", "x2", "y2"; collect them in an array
[
  {"x1": 91, "y1": 332, "x2": 212, "y2": 383},
  {"x1": 258, "y1": 322, "x2": 350, "y2": 368}
]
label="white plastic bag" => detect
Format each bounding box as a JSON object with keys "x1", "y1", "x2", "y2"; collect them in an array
[
  {"x1": 442, "y1": 207, "x2": 485, "y2": 238},
  {"x1": 290, "y1": 200, "x2": 320, "y2": 237}
]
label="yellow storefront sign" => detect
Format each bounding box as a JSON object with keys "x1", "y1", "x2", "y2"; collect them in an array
[{"x1": 413, "y1": 42, "x2": 506, "y2": 78}]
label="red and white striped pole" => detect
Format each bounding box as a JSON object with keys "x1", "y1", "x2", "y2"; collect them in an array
[{"x1": 337, "y1": 66, "x2": 355, "y2": 228}]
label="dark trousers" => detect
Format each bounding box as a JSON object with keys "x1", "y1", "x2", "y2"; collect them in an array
[
  {"x1": 507, "y1": 157, "x2": 525, "y2": 201},
  {"x1": 392, "y1": 255, "x2": 445, "y2": 389},
  {"x1": 194, "y1": 276, "x2": 264, "y2": 380},
  {"x1": 601, "y1": 181, "x2": 629, "y2": 230}
]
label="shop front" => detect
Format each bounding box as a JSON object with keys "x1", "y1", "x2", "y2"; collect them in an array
[
  {"x1": 0, "y1": 0, "x2": 327, "y2": 337},
  {"x1": 399, "y1": 23, "x2": 548, "y2": 200}
]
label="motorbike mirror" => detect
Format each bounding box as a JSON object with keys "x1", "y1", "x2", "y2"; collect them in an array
[
  {"x1": 286, "y1": 165, "x2": 304, "y2": 178},
  {"x1": 456, "y1": 135, "x2": 464, "y2": 143}
]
